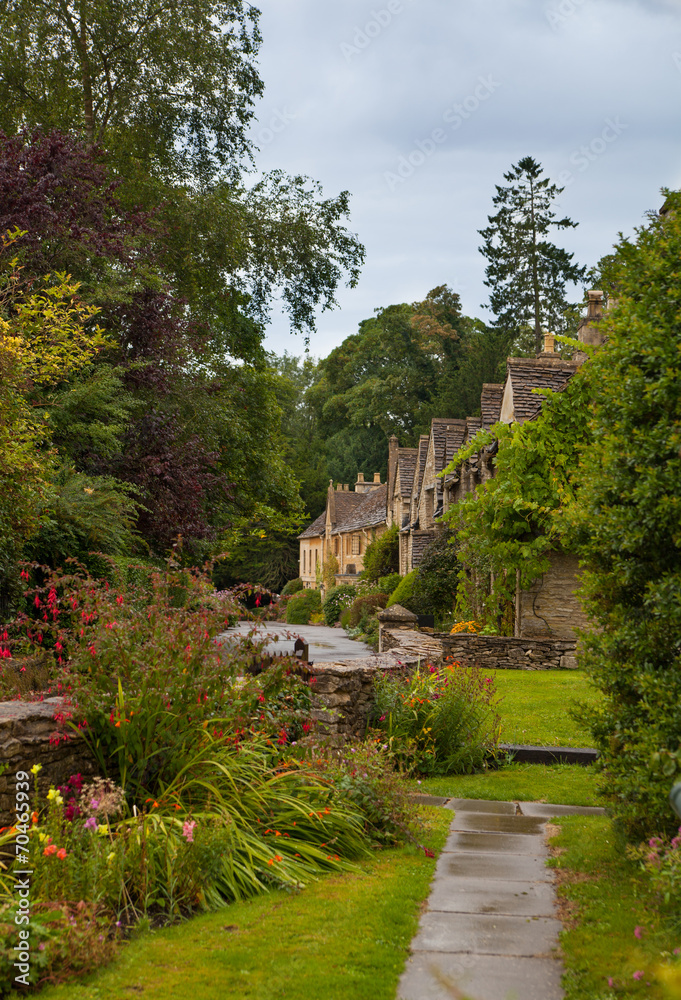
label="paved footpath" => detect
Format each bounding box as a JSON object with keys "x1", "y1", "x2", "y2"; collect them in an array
[{"x1": 397, "y1": 797, "x2": 606, "y2": 1000}]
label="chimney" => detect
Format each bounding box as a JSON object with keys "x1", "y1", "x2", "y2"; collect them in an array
[
  {"x1": 373, "y1": 472, "x2": 381, "y2": 484},
  {"x1": 357, "y1": 472, "x2": 365, "y2": 483},
  {"x1": 577, "y1": 290, "x2": 606, "y2": 351},
  {"x1": 343, "y1": 484, "x2": 349, "y2": 491},
  {"x1": 543, "y1": 332, "x2": 556, "y2": 354}
]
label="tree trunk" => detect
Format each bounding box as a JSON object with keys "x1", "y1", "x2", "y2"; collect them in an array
[{"x1": 78, "y1": 2, "x2": 95, "y2": 141}]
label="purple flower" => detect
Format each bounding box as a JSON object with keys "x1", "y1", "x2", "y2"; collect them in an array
[
  {"x1": 84, "y1": 816, "x2": 97, "y2": 831},
  {"x1": 633, "y1": 970, "x2": 644, "y2": 981}
]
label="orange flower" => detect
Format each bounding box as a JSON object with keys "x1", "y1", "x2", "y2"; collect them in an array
[
  {"x1": 31, "y1": 812, "x2": 39, "y2": 824},
  {"x1": 114, "y1": 721, "x2": 121, "y2": 727},
  {"x1": 56, "y1": 848, "x2": 67, "y2": 860},
  {"x1": 275, "y1": 855, "x2": 282, "y2": 862},
  {"x1": 267, "y1": 859, "x2": 274, "y2": 865},
  {"x1": 43, "y1": 844, "x2": 57, "y2": 856}
]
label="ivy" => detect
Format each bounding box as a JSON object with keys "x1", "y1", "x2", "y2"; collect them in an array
[{"x1": 445, "y1": 367, "x2": 593, "y2": 627}]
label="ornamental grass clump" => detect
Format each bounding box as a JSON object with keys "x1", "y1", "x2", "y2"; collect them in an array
[{"x1": 370, "y1": 660, "x2": 501, "y2": 775}]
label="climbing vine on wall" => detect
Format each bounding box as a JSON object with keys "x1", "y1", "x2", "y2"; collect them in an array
[{"x1": 444, "y1": 363, "x2": 593, "y2": 627}]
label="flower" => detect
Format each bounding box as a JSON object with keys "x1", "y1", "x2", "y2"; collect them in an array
[
  {"x1": 182, "y1": 820, "x2": 197, "y2": 843},
  {"x1": 56, "y1": 848, "x2": 67, "y2": 860},
  {"x1": 634, "y1": 925, "x2": 643, "y2": 939},
  {"x1": 107, "y1": 852, "x2": 116, "y2": 864},
  {"x1": 97, "y1": 825, "x2": 109, "y2": 836},
  {"x1": 84, "y1": 816, "x2": 98, "y2": 831},
  {"x1": 31, "y1": 811, "x2": 38, "y2": 824},
  {"x1": 608, "y1": 978, "x2": 614, "y2": 988},
  {"x1": 30, "y1": 764, "x2": 42, "y2": 776},
  {"x1": 43, "y1": 844, "x2": 57, "y2": 856},
  {"x1": 633, "y1": 971, "x2": 644, "y2": 981}
]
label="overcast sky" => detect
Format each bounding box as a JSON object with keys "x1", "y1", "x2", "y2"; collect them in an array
[{"x1": 247, "y1": 0, "x2": 681, "y2": 359}]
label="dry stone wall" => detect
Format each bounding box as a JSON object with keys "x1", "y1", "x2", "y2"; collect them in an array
[
  {"x1": 441, "y1": 633, "x2": 578, "y2": 670},
  {"x1": 0, "y1": 699, "x2": 98, "y2": 826}
]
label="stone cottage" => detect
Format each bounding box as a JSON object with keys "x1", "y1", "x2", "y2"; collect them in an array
[{"x1": 298, "y1": 474, "x2": 388, "y2": 589}]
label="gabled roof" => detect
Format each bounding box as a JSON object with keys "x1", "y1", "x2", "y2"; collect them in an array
[
  {"x1": 328, "y1": 489, "x2": 364, "y2": 528},
  {"x1": 465, "y1": 417, "x2": 482, "y2": 443},
  {"x1": 501, "y1": 356, "x2": 579, "y2": 424},
  {"x1": 334, "y1": 483, "x2": 387, "y2": 533},
  {"x1": 412, "y1": 435, "x2": 430, "y2": 500},
  {"x1": 298, "y1": 511, "x2": 326, "y2": 540},
  {"x1": 431, "y1": 419, "x2": 466, "y2": 478},
  {"x1": 394, "y1": 447, "x2": 418, "y2": 498},
  {"x1": 481, "y1": 383, "x2": 504, "y2": 429}
]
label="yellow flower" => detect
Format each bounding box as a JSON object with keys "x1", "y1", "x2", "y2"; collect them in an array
[
  {"x1": 30, "y1": 764, "x2": 43, "y2": 776},
  {"x1": 38, "y1": 832, "x2": 47, "y2": 843},
  {"x1": 97, "y1": 825, "x2": 109, "y2": 836},
  {"x1": 46, "y1": 789, "x2": 57, "y2": 801},
  {"x1": 107, "y1": 852, "x2": 115, "y2": 864}
]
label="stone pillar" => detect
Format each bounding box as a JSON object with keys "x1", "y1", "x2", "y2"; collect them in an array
[{"x1": 377, "y1": 604, "x2": 419, "y2": 653}]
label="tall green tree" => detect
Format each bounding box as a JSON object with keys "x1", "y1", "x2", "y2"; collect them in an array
[
  {"x1": 479, "y1": 156, "x2": 586, "y2": 355},
  {"x1": 563, "y1": 191, "x2": 681, "y2": 840}
]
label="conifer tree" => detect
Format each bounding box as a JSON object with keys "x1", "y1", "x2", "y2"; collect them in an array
[{"x1": 479, "y1": 156, "x2": 586, "y2": 354}]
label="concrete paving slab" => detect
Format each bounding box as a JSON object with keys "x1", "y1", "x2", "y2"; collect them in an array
[
  {"x1": 397, "y1": 953, "x2": 564, "y2": 1000},
  {"x1": 410, "y1": 794, "x2": 451, "y2": 807},
  {"x1": 519, "y1": 802, "x2": 607, "y2": 818},
  {"x1": 444, "y1": 798, "x2": 517, "y2": 815},
  {"x1": 411, "y1": 910, "x2": 562, "y2": 957},
  {"x1": 443, "y1": 831, "x2": 548, "y2": 857},
  {"x1": 451, "y1": 812, "x2": 546, "y2": 836},
  {"x1": 435, "y1": 851, "x2": 552, "y2": 882},
  {"x1": 427, "y1": 876, "x2": 557, "y2": 917}
]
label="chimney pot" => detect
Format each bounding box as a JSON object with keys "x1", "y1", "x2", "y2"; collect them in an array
[
  {"x1": 543, "y1": 332, "x2": 555, "y2": 354},
  {"x1": 373, "y1": 472, "x2": 381, "y2": 484},
  {"x1": 343, "y1": 484, "x2": 349, "y2": 491},
  {"x1": 357, "y1": 472, "x2": 365, "y2": 482}
]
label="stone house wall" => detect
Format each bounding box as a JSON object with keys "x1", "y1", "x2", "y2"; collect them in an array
[{"x1": 517, "y1": 552, "x2": 589, "y2": 640}]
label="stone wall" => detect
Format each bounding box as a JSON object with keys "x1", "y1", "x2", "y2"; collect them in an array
[
  {"x1": 0, "y1": 699, "x2": 98, "y2": 826},
  {"x1": 441, "y1": 633, "x2": 578, "y2": 671},
  {"x1": 519, "y1": 552, "x2": 589, "y2": 640}
]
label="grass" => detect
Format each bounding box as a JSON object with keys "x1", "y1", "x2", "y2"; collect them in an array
[
  {"x1": 549, "y1": 815, "x2": 681, "y2": 999},
  {"x1": 37, "y1": 806, "x2": 451, "y2": 1000},
  {"x1": 493, "y1": 669, "x2": 602, "y2": 748},
  {"x1": 415, "y1": 762, "x2": 601, "y2": 806}
]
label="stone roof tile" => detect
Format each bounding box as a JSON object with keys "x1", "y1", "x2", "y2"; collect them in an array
[
  {"x1": 507, "y1": 356, "x2": 579, "y2": 423},
  {"x1": 481, "y1": 383, "x2": 504, "y2": 429},
  {"x1": 333, "y1": 483, "x2": 388, "y2": 533}
]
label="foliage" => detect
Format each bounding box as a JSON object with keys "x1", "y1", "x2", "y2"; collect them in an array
[
  {"x1": 285, "y1": 589, "x2": 322, "y2": 625},
  {"x1": 628, "y1": 826, "x2": 681, "y2": 915},
  {"x1": 281, "y1": 578, "x2": 304, "y2": 597},
  {"x1": 27, "y1": 808, "x2": 451, "y2": 1000},
  {"x1": 479, "y1": 155, "x2": 586, "y2": 354},
  {"x1": 445, "y1": 366, "x2": 592, "y2": 629},
  {"x1": 0, "y1": 900, "x2": 119, "y2": 993},
  {"x1": 348, "y1": 594, "x2": 388, "y2": 628},
  {"x1": 322, "y1": 584, "x2": 356, "y2": 625},
  {"x1": 321, "y1": 553, "x2": 338, "y2": 591},
  {"x1": 371, "y1": 661, "x2": 501, "y2": 775},
  {"x1": 562, "y1": 191, "x2": 681, "y2": 840},
  {"x1": 405, "y1": 526, "x2": 459, "y2": 619},
  {"x1": 377, "y1": 573, "x2": 401, "y2": 596},
  {"x1": 361, "y1": 525, "x2": 399, "y2": 582},
  {"x1": 386, "y1": 569, "x2": 418, "y2": 609}
]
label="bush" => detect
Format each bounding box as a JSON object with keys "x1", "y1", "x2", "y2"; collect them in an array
[
  {"x1": 285, "y1": 588, "x2": 322, "y2": 625},
  {"x1": 370, "y1": 661, "x2": 501, "y2": 775},
  {"x1": 348, "y1": 594, "x2": 388, "y2": 628},
  {"x1": 322, "y1": 584, "x2": 356, "y2": 625},
  {"x1": 280, "y1": 577, "x2": 304, "y2": 597},
  {"x1": 361, "y1": 525, "x2": 398, "y2": 582},
  {"x1": 340, "y1": 608, "x2": 352, "y2": 629},
  {"x1": 386, "y1": 569, "x2": 418, "y2": 610},
  {"x1": 378, "y1": 572, "x2": 401, "y2": 596},
  {"x1": 408, "y1": 527, "x2": 459, "y2": 618}
]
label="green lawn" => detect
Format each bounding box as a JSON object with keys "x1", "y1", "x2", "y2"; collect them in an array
[
  {"x1": 493, "y1": 669, "x2": 601, "y2": 748},
  {"x1": 37, "y1": 806, "x2": 451, "y2": 1000},
  {"x1": 416, "y1": 762, "x2": 601, "y2": 806},
  {"x1": 550, "y1": 815, "x2": 679, "y2": 999}
]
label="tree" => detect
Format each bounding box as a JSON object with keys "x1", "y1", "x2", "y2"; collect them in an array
[
  {"x1": 0, "y1": 0, "x2": 262, "y2": 182},
  {"x1": 564, "y1": 191, "x2": 681, "y2": 839},
  {"x1": 479, "y1": 156, "x2": 586, "y2": 355}
]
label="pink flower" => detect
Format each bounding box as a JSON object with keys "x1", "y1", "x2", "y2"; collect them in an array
[
  {"x1": 84, "y1": 816, "x2": 97, "y2": 831},
  {"x1": 182, "y1": 820, "x2": 197, "y2": 843},
  {"x1": 633, "y1": 970, "x2": 644, "y2": 980},
  {"x1": 634, "y1": 925, "x2": 643, "y2": 939},
  {"x1": 608, "y1": 978, "x2": 614, "y2": 988}
]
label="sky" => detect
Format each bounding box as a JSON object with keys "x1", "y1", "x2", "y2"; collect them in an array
[{"x1": 247, "y1": 0, "x2": 681, "y2": 359}]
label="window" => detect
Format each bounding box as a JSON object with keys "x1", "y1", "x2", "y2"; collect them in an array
[{"x1": 351, "y1": 535, "x2": 360, "y2": 556}]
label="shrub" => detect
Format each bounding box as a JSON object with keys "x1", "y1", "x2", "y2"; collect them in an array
[
  {"x1": 361, "y1": 525, "x2": 399, "y2": 582},
  {"x1": 340, "y1": 608, "x2": 352, "y2": 629},
  {"x1": 408, "y1": 527, "x2": 459, "y2": 618},
  {"x1": 348, "y1": 594, "x2": 388, "y2": 628},
  {"x1": 370, "y1": 661, "x2": 501, "y2": 775},
  {"x1": 285, "y1": 588, "x2": 322, "y2": 625},
  {"x1": 323, "y1": 584, "x2": 357, "y2": 625},
  {"x1": 386, "y1": 569, "x2": 418, "y2": 609},
  {"x1": 280, "y1": 577, "x2": 304, "y2": 597},
  {"x1": 378, "y1": 572, "x2": 401, "y2": 596}
]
